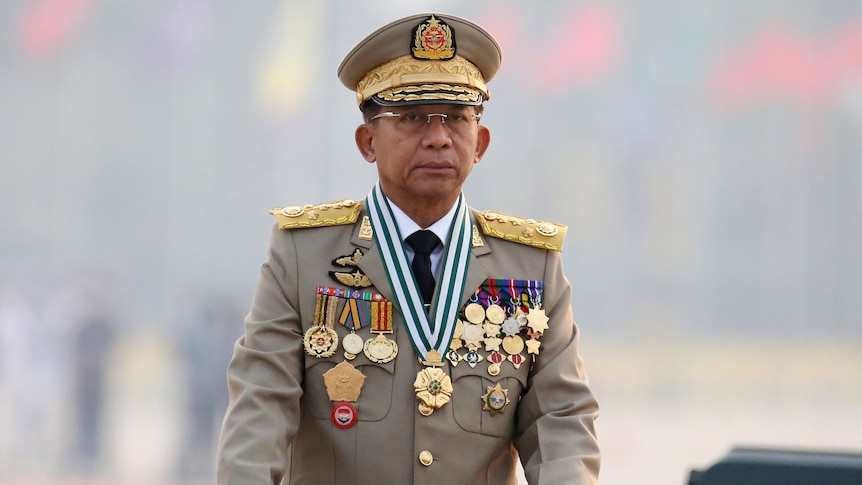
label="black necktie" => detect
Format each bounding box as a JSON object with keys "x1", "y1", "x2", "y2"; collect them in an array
[{"x1": 405, "y1": 230, "x2": 440, "y2": 304}]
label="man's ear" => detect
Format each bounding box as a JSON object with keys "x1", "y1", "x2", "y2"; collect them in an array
[
  {"x1": 474, "y1": 125, "x2": 491, "y2": 163},
  {"x1": 355, "y1": 124, "x2": 376, "y2": 163}
]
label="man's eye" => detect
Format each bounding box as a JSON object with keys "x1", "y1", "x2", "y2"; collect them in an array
[
  {"x1": 401, "y1": 112, "x2": 423, "y2": 122},
  {"x1": 447, "y1": 113, "x2": 468, "y2": 122}
]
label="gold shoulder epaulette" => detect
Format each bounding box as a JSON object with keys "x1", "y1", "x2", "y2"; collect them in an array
[
  {"x1": 475, "y1": 210, "x2": 567, "y2": 251},
  {"x1": 270, "y1": 199, "x2": 363, "y2": 230}
]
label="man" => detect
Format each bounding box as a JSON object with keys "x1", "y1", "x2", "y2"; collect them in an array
[{"x1": 217, "y1": 13, "x2": 600, "y2": 485}]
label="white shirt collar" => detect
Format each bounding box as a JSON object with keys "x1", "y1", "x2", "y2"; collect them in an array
[{"x1": 388, "y1": 199, "x2": 458, "y2": 245}]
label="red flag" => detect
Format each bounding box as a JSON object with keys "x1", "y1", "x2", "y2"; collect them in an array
[{"x1": 19, "y1": 0, "x2": 92, "y2": 58}]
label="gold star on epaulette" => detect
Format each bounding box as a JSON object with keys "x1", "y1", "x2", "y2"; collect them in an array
[{"x1": 475, "y1": 210, "x2": 567, "y2": 251}]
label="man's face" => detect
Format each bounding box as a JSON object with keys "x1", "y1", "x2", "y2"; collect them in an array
[{"x1": 355, "y1": 103, "x2": 490, "y2": 209}]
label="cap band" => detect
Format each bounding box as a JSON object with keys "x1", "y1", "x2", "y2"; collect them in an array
[
  {"x1": 374, "y1": 84, "x2": 484, "y2": 106},
  {"x1": 355, "y1": 55, "x2": 489, "y2": 106}
]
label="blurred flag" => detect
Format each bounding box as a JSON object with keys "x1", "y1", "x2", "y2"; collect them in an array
[
  {"x1": 142, "y1": 0, "x2": 214, "y2": 79},
  {"x1": 711, "y1": 17, "x2": 862, "y2": 109},
  {"x1": 255, "y1": 1, "x2": 326, "y2": 116},
  {"x1": 18, "y1": 0, "x2": 92, "y2": 58},
  {"x1": 481, "y1": 3, "x2": 621, "y2": 95}
]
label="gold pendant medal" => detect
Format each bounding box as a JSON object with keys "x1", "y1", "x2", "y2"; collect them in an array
[
  {"x1": 323, "y1": 361, "x2": 366, "y2": 430},
  {"x1": 488, "y1": 351, "x2": 504, "y2": 376},
  {"x1": 414, "y1": 365, "x2": 453, "y2": 416},
  {"x1": 464, "y1": 302, "x2": 486, "y2": 324},
  {"x1": 363, "y1": 300, "x2": 398, "y2": 364},
  {"x1": 485, "y1": 303, "x2": 506, "y2": 324},
  {"x1": 502, "y1": 335, "x2": 525, "y2": 355},
  {"x1": 342, "y1": 332, "x2": 363, "y2": 360},
  {"x1": 303, "y1": 325, "x2": 339, "y2": 358},
  {"x1": 304, "y1": 293, "x2": 339, "y2": 358}
]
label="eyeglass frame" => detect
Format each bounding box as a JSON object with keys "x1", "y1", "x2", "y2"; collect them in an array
[{"x1": 367, "y1": 110, "x2": 482, "y2": 129}]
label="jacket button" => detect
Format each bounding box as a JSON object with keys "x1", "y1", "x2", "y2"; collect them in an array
[{"x1": 419, "y1": 450, "x2": 433, "y2": 466}]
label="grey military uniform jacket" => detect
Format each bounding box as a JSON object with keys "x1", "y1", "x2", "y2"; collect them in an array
[{"x1": 217, "y1": 201, "x2": 600, "y2": 485}]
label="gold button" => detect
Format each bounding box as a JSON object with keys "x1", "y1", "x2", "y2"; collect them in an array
[{"x1": 418, "y1": 450, "x2": 433, "y2": 466}]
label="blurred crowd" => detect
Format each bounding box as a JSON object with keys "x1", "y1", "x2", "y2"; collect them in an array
[{"x1": 0, "y1": 272, "x2": 243, "y2": 482}]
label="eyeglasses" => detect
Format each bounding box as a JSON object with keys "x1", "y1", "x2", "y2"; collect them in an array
[{"x1": 368, "y1": 110, "x2": 481, "y2": 134}]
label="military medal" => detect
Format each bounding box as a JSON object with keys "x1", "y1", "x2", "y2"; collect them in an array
[
  {"x1": 485, "y1": 303, "x2": 506, "y2": 324},
  {"x1": 484, "y1": 283, "x2": 506, "y2": 324},
  {"x1": 446, "y1": 348, "x2": 462, "y2": 366},
  {"x1": 304, "y1": 293, "x2": 339, "y2": 358},
  {"x1": 323, "y1": 361, "x2": 366, "y2": 402},
  {"x1": 508, "y1": 353, "x2": 525, "y2": 369},
  {"x1": 363, "y1": 299, "x2": 398, "y2": 364},
  {"x1": 464, "y1": 349, "x2": 483, "y2": 368},
  {"x1": 323, "y1": 361, "x2": 365, "y2": 430},
  {"x1": 366, "y1": 185, "x2": 473, "y2": 419},
  {"x1": 413, "y1": 366, "x2": 453, "y2": 416},
  {"x1": 483, "y1": 336, "x2": 502, "y2": 353},
  {"x1": 420, "y1": 349, "x2": 445, "y2": 367},
  {"x1": 342, "y1": 333, "x2": 363, "y2": 360},
  {"x1": 488, "y1": 351, "x2": 504, "y2": 376},
  {"x1": 481, "y1": 383, "x2": 511, "y2": 415},
  {"x1": 304, "y1": 325, "x2": 338, "y2": 358},
  {"x1": 464, "y1": 302, "x2": 485, "y2": 324},
  {"x1": 501, "y1": 317, "x2": 521, "y2": 336},
  {"x1": 337, "y1": 291, "x2": 372, "y2": 360},
  {"x1": 526, "y1": 307, "x2": 549, "y2": 335},
  {"x1": 462, "y1": 322, "x2": 484, "y2": 350},
  {"x1": 449, "y1": 319, "x2": 464, "y2": 351},
  {"x1": 331, "y1": 402, "x2": 358, "y2": 429},
  {"x1": 502, "y1": 335, "x2": 525, "y2": 355}
]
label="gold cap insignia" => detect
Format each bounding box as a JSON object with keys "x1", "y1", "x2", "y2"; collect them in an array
[{"x1": 412, "y1": 15, "x2": 455, "y2": 60}]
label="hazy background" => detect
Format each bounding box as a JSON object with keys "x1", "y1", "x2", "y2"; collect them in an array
[{"x1": 1, "y1": 1, "x2": 860, "y2": 484}]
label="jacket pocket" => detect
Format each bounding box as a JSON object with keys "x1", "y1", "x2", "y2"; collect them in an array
[
  {"x1": 303, "y1": 341, "x2": 396, "y2": 421},
  {"x1": 450, "y1": 362, "x2": 526, "y2": 437}
]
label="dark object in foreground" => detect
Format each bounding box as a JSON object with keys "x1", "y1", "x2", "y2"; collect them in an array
[{"x1": 688, "y1": 447, "x2": 862, "y2": 485}]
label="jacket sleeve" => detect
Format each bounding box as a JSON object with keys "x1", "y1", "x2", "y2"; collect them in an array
[
  {"x1": 217, "y1": 226, "x2": 304, "y2": 485},
  {"x1": 514, "y1": 249, "x2": 601, "y2": 484}
]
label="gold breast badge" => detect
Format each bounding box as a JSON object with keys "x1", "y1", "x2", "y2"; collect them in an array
[{"x1": 481, "y1": 383, "x2": 510, "y2": 415}]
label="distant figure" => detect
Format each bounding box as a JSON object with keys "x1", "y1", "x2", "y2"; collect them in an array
[
  {"x1": 70, "y1": 315, "x2": 114, "y2": 474},
  {"x1": 179, "y1": 296, "x2": 242, "y2": 480}
]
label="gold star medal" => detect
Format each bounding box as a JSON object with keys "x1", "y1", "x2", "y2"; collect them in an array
[
  {"x1": 462, "y1": 322, "x2": 484, "y2": 351},
  {"x1": 482, "y1": 383, "x2": 510, "y2": 415},
  {"x1": 526, "y1": 308, "x2": 549, "y2": 335}
]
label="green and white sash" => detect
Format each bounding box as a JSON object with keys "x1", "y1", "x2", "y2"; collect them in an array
[{"x1": 365, "y1": 182, "x2": 472, "y2": 360}]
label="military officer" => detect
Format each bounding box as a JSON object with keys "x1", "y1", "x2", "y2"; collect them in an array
[{"x1": 217, "y1": 12, "x2": 600, "y2": 485}]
